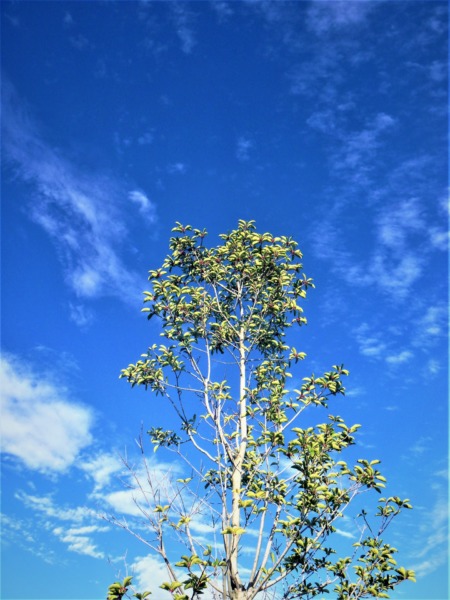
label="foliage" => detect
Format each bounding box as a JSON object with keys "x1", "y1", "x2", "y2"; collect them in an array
[
  {"x1": 107, "y1": 576, "x2": 151, "y2": 600},
  {"x1": 107, "y1": 221, "x2": 414, "y2": 600}
]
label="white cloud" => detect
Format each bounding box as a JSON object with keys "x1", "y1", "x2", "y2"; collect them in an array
[
  {"x1": 311, "y1": 139, "x2": 444, "y2": 302},
  {"x1": 370, "y1": 162, "x2": 448, "y2": 257},
  {"x1": 81, "y1": 453, "x2": 124, "y2": 492},
  {"x1": 354, "y1": 324, "x2": 386, "y2": 359},
  {"x1": 167, "y1": 162, "x2": 187, "y2": 174},
  {"x1": 98, "y1": 457, "x2": 183, "y2": 516},
  {"x1": 410, "y1": 488, "x2": 448, "y2": 577},
  {"x1": 345, "y1": 387, "x2": 366, "y2": 398},
  {"x1": 53, "y1": 524, "x2": 108, "y2": 559},
  {"x1": 412, "y1": 302, "x2": 448, "y2": 356},
  {"x1": 63, "y1": 11, "x2": 74, "y2": 26},
  {"x1": 385, "y1": 350, "x2": 413, "y2": 365},
  {"x1": 0, "y1": 353, "x2": 93, "y2": 473},
  {"x1": 369, "y1": 252, "x2": 423, "y2": 300},
  {"x1": 103, "y1": 490, "x2": 146, "y2": 517},
  {"x1": 334, "y1": 528, "x2": 356, "y2": 540},
  {"x1": 409, "y1": 436, "x2": 432, "y2": 456},
  {"x1": 306, "y1": 108, "x2": 339, "y2": 134},
  {"x1": 170, "y1": 3, "x2": 196, "y2": 54},
  {"x1": 333, "y1": 113, "x2": 396, "y2": 181},
  {"x1": 188, "y1": 514, "x2": 216, "y2": 536},
  {"x1": 353, "y1": 324, "x2": 416, "y2": 366},
  {"x1": 377, "y1": 198, "x2": 424, "y2": 250},
  {"x1": 307, "y1": 1, "x2": 376, "y2": 35},
  {"x1": 312, "y1": 218, "x2": 424, "y2": 300},
  {"x1": 288, "y1": 37, "x2": 362, "y2": 103},
  {"x1": 16, "y1": 492, "x2": 94, "y2": 522},
  {"x1": 429, "y1": 60, "x2": 447, "y2": 83},
  {"x1": 132, "y1": 554, "x2": 174, "y2": 594},
  {"x1": 128, "y1": 190, "x2": 158, "y2": 224},
  {"x1": 360, "y1": 341, "x2": 387, "y2": 358},
  {"x1": 425, "y1": 358, "x2": 441, "y2": 376},
  {"x1": 14, "y1": 490, "x2": 107, "y2": 559},
  {"x1": 1, "y1": 512, "x2": 57, "y2": 564},
  {"x1": 236, "y1": 136, "x2": 253, "y2": 162},
  {"x1": 420, "y1": 305, "x2": 447, "y2": 337},
  {"x1": 69, "y1": 303, "x2": 94, "y2": 328},
  {"x1": 1, "y1": 79, "x2": 148, "y2": 303},
  {"x1": 69, "y1": 34, "x2": 91, "y2": 50},
  {"x1": 132, "y1": 554, "x2": 220, "y2": 599},
  {"x1": 137, "y1": 132, "x2": 154, "y2": 145},
  {"x1": 211, "y1": 1, "x2": 234, "y2": 22},
  {"x1": 429, "y1": 226, "x2": 449, "y2": 251}
]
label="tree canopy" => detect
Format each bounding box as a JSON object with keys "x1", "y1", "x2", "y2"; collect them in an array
[{"x1": 108, "y1": 220, "x2": 414, "y2": 600}]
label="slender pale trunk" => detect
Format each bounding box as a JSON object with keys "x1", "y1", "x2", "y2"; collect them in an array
[{"x1": 228, "y1": 325, "x2": 247, "y2": 600}]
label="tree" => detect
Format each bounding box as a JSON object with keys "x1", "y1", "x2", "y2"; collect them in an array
[{"x1": 107, "y1": 220, "x2": 414, "y2": 600}]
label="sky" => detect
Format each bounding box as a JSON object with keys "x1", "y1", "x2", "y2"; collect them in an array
[{"x1": 0, "y1": 1, "x2": 448, "y2": 599}]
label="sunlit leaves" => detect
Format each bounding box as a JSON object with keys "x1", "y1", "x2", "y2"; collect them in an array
[
  {"x1": 147, "y1": 427, "x2": 181, "y2": 451},
  {"x1": 107, "y1": 577, "x2": 151, "y2": 600}
]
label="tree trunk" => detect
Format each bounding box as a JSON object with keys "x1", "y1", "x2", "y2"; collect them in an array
[{"x1": 228, "y1": 325, "x2": 248, "y2": 599}]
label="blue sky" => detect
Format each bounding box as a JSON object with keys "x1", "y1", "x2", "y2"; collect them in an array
[{"x1": 0, "y1": 1, "x2": 448, "y2": 599}]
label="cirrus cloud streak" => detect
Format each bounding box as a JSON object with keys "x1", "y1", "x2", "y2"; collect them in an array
[{"x1": 1, "y1": 79, "x2": 154, "y2": 304}]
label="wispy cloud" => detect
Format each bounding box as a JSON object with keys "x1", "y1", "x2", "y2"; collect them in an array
[
  {"x1": 334, "y1": 528, "x2": 356, "y2": 540},
  {"x1": 53, "y1": 525, "x2": 107, "y2": 559},
  {"x1": 97, "y1": 458, "x2": 183, "y2": 517},
  {"x1": 80, "y1": 453, "x2": 124, "y2": 493},
  {"x1": 409, "y1": 436, "x2": 432, "y2": 457},
  {"x1": 306, "y1": 1, "x2": 376, "y2": 35},
  {"x1": 419, "y1": 305, "x2": 447, "y2": 338},
  {"x1": 1, "y1": 513, "x2": 57, "y2": 564},
  {"x1": 424, "y1": 358, "x2": 441, "y2": 376},
  {"x1": 345, "y1": 386, "x2": 366, "y2": 398},
  {"x1": 137, "y1": 132, "x2": 154, "y2": 146},
  {"x1": 353, "y1": 323, "x2": 416, "y2": 367},
  {"x1": 211, "y1": 0, "x2": 234, "y2": 22},
  {"x1": 411, "y1": 302, "x2": 448, "y2": 352},
  {"x1": 132, "y1": 553, "x2": 223, "y2": 598},
  {"x1": 353, "y1": 323, "x2": 387, "y2": 359},
  {"x1": 12, "y1": 447, "x2": 188, "y2": 566},
  {"x1": 63, "y1": 11, "x2": 74, "y2": 27},
  {"x1": 0, "y1": 353, "x2": 93, "y2": 473},
  {"x1": 410, "y1": 478, "x2": 448, "y2": 577},
  {"x1": 385, "y1": 350, "x2": 413, "y2": 365},
  {"x1": 288, "y1": 44, "x2": 345, "y2": 101},
  {"x1": 69, "y1": 303, "x2": 95, "y2": 328},
  {"x1": 128, "y1": 190, "x2": 158, "y2": 224},
  {"x1": 377, "y1": 197, "x2": 424, "y2": 250},
  {"x1": 16, "y1": 492, "x2": 95, "y2": 522},
  {"x1": 311, "y1": 197, "x2": 435, "y2": 301},
  {"x1": 331, "y1": 113, "x2": 396, "y2": 186},
  {"x1": 132, "y1": 554, "x2": 174, "y2": 593},
  {"x1": 69, "y1": 34, "x2": 91, "y2": 51},
  {"x1": 236, "y1": 136, "x2": 253, "y2": 162},
  {"x1": 307, "y1": 111, "x2": 397, "y2": 187},
  {"x1": 167, "y1": 162, "x2": 187, "y2": 174},
  {"x1": 15, "y1": 492, "x2": 107, "y2": 560},
  {"x1": 102, "y1": 490, "x2": 147, "y2": 518},
  {"x1": 1, "y1": 79, "x2": 152, "y2": 303},
  {"x1": 170, "y1": 3, "x2": 196, "y2": 54},
  {"x1": 366, "y1": 252, "x2": 423, "y2": 300}
]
